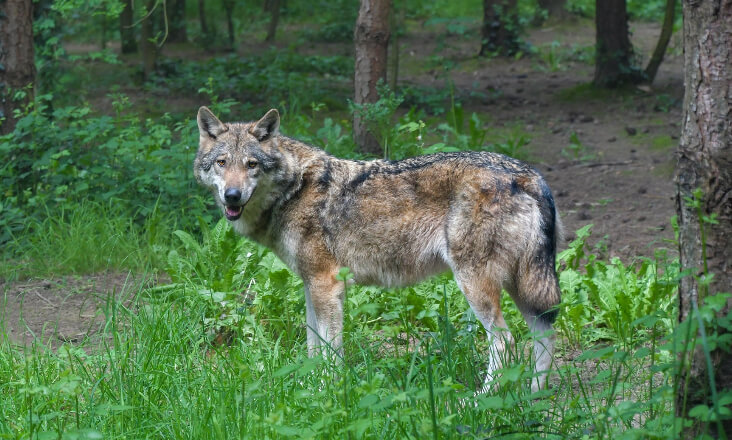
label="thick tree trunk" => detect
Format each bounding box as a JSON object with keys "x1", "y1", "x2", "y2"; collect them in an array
[
  {"x1": 644, "y1": 0, "x2": 676, "y2": 84},
  {"x1": 353, "y1": 0, "x2": 391, "y2": 156},
  {"x1": 265, "y1": 0, "x2": 280, "y2": 42},
  {"x1": 168, "y1": 0, "x2": 188, "y2": 43},
  {"x1": 593, "y1": 0, "x2": 641, "y2": 87},
  {"x1": 675, "y1": 0, "x2": 732, "y2": 437},
  {"x1": 0, "y1": 0, "x2": 35, "y2": 135},
  {"x1": 480, "y1": 0, "x2": 520, "y2": 56},
  {"x1": 120, "y1": 0, "x2": 137, "y2": 54}
]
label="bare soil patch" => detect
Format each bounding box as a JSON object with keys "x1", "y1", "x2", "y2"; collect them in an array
[{"x1": 1, "y1": 272, "x2": 164, "y2": 348}]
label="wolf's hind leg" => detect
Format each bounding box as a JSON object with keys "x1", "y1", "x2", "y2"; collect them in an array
[
  {"x1": 453, "y1": 273, "x2": 513, "y2": 392},
  {"x1": 304, "y1": 273, "x2": 345, "y2": 360},
  {"x1": 514, "y1": 267, "x2": 561, "y2": 392},
  {"x1": 520, "y1": 309, "x2": 555, "y2": 392}
]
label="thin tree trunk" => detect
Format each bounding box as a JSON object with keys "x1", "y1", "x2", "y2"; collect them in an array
[
  {"x1": 120, "y1": 0, "x2": 138, "y2": 54},
  {"x1": 0, "y1": 0, "x2": 35, "y2": 135},
  {"x1": 480, "y1": 0, "x2": 519, "y2": 56},
  {"x1": 593, "y1": 0, "x2": 641, "y2": 87},
  {"x1": 168, "y1": 0, "x2": 188, "y2": 43},
  {"x1": 675, "y1": 0, "x2": 732, "y2": 437},
  {"x1": 388, "y1": 0, "x2": 403, "y2": 90},
  {"x1": 100, "y1": 14, "x2": 108, "y2": 49},
  {"x1": 643, "y1": 0, "x2": 675, "y2": 84},
  {"x1": 353, "y1": 0, "x2": 391, "y2": 155},
  {"x1": 141, "y1": 0, "x2": 157, "y2": 80},
  {"x1": 265, "y1": 0, "x2": 280, "y2": 42},
  {"x1": 222, "y1": 0, "x2": 236, "y2": 49},
  {"x1": 198, "y1": 0, "x2": 209, "y2": 37}
]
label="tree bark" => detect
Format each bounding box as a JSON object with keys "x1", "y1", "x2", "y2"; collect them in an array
[
  {"x1": 675, "y1": 0, "x2": 732, "y2": 437},
  {"x1": 388, "y1": 0, "x2": 404, "y2": 91},
  {"x1": 198, "y1": 0, "x2": 209, "y2": 37},
  {"x1": 120, "y1": 0, "x2": 137, "y2": 54},
  {"x1": 480, "y1": 0, "x2": 520, "y2": 56},
  {"x1": 265, "y1": 0, "x2": 280, "y2": 42},
  {"x1": 643, "y1": 0, "x2": 676, "y2": 84},
  {"x1": 593, "y1": 0, "x2": 642, "y2": 87},
  {"x1": 168, "y1": 0, "x2": 188, "y2": 43},
  {"x1": 141, "y1": 0, "x2": 158, "y2": 80},
  {"x1": 0, "y1": 0, "x2": 35, "y2": 135},
  {"x1": 222, "y1": 0, "x2": 236, "y2": 49},
  {"x1": 353, "y1": 0, "x2": 391, "y2": 155}
]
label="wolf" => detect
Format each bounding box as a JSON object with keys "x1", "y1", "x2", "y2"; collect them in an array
[{"x1": 194, "y1": 107, "x2": 562, "y2": 391}]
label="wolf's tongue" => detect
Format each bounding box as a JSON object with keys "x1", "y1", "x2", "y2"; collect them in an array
[{"x1": 226, "y1": 206, "x2": 242, "y2": 217}]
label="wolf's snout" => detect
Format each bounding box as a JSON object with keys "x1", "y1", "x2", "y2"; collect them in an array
[{"x1": 224, "y1": 188, "x2": 242, "y2": 203}]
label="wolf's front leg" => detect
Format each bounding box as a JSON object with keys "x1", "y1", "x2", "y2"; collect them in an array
[{"x1": 303, "y1": 273, "x2": 345, "y2": 359}]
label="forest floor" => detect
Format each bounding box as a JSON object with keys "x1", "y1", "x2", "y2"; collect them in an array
[{"x1": 2, "y1": 18, "x2": 683, "y2": 348}]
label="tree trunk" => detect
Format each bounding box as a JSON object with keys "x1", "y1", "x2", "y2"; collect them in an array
[
  {"x1": 480, "y1": 0, "x2": 520, "y2": 56},
  {"x1": 265, "y1": 0, "x2": 280, "y2": 42},
  {"x1": 198, "y1": 0, "x2": 209, "y2": 37},
  {"x1": 141, "y1": 0, "x2": 157, "y2": 80},
  {"x1": 675, "y1": 0, "x2": 732, "y2": 437},
  {"x1": 593, "y1": 0, "x2": 642, "y2": 87},
  {"x1": 168, "y1": 0, "x2": 188, "y2": 43},
  {"x1": 388, "y1": 0, "x2": 404, "y2": 91},
  {"x1": 120, "y1": 0, "x2": 137, "y2": 54},
  {"x1": 222, "y1": 0, "x2": 236, "y2": 49},
  {"x1": 643, "y1": 0, "x2": 675, "y2": 84},
  {"x1": 0, "y1": 0, "x2": 35, "y2": 135},
  {"x1": 353, "y1": 0, "x2": 391, "y2": 155},
  {"x1": 100, "y1": 14, "x2": 108, "y2": 49}
]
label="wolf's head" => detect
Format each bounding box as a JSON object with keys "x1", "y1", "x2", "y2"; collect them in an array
[{"x1": 194, "y1": 107, "x2": 282, "y2": 223}]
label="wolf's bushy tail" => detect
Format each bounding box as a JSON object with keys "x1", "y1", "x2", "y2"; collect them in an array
[{"x1": 517, "y1": 181, "x2": 562, "y2": 325}]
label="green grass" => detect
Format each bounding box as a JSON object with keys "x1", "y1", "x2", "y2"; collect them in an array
[
  {"x1": 4, "y1": 219, "x2": 723, "y2": 439},
  {"x1": 650, "y1": 135, "x2": 676, "y2": 151},
  {"x1": 0, "y1": 285, "x2": 680, "y2": 438},
  {"x1": 2, "y1": 201, "x2": 170, "y2": 280},
  {"x1": 628, "y1": 133, "x2": 676, "y2": 152}
]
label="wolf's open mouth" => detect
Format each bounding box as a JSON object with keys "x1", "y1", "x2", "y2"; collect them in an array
[{"x1": 225, "y1": 205, "x2": 243, "y2": 221}]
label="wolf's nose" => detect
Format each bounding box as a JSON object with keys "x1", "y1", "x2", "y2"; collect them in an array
[{"x1": 224, "y1": 188, "x2": 242, "y2": 203}]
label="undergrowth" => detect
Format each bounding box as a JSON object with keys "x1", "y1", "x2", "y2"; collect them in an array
[
  {"x1": 2, "y1": 200, "x2": 171, "y2": 279},
  {"x1": 2, "y1": 217, "x2": 729, "y2": 438}
]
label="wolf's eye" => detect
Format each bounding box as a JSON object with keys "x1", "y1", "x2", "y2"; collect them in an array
[
  {"x1": 247, "y1": 160, "x2": 258, "y2": 169},
  {"x1": 216, "y1": 159, "x2": 226, "y2": 167}
]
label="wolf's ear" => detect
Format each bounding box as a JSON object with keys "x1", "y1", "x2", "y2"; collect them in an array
[
  {"x1": 197, "y1": 106, "x2": 227, "y2": 139},
  {"x1": 250, "y1": 109, "x2": 280, "y2": 141}
]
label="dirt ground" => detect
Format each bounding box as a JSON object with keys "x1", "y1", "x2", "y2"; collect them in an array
[
  {"x1": 0, "y1": 273, "x2": 164, "y2": 348},
  {"x1": 1, "y1": 20, "x2": 682, "y2": 348}
]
